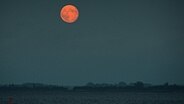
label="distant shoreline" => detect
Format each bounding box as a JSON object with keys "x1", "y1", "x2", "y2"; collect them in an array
[{"x1": 1, "y1": 82, "x2": 184, "y2": 93}]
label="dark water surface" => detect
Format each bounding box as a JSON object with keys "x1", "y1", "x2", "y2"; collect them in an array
[{"x1": 0, "y1": 91, "x2": 184, "y2": 104}]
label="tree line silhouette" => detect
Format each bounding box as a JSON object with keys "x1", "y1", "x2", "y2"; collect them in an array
[{"x1": 0, "y1": 81, "x2": 184, "y2": 92}]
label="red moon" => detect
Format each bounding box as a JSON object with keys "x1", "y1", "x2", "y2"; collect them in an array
[{"x1": 60, "y1": 5, "x2": 79, "y2": 23}]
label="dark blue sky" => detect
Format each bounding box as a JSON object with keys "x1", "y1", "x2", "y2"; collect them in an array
[{"x1": 0, "y1": 0, "x2": 184, "y2": 85}]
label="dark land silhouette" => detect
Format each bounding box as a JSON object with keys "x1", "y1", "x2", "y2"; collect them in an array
[{"x1": 1, "y1": 81, "x2": 184, "y2": 92}]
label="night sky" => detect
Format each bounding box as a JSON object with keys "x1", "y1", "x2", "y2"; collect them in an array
[{"x1": 0, "y1": 0, "x2": 184, "y2": 85}]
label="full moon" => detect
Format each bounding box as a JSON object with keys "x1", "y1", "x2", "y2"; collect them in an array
[{"x1": 60, "y1": 5, "x2": 79, "y2": 23}]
